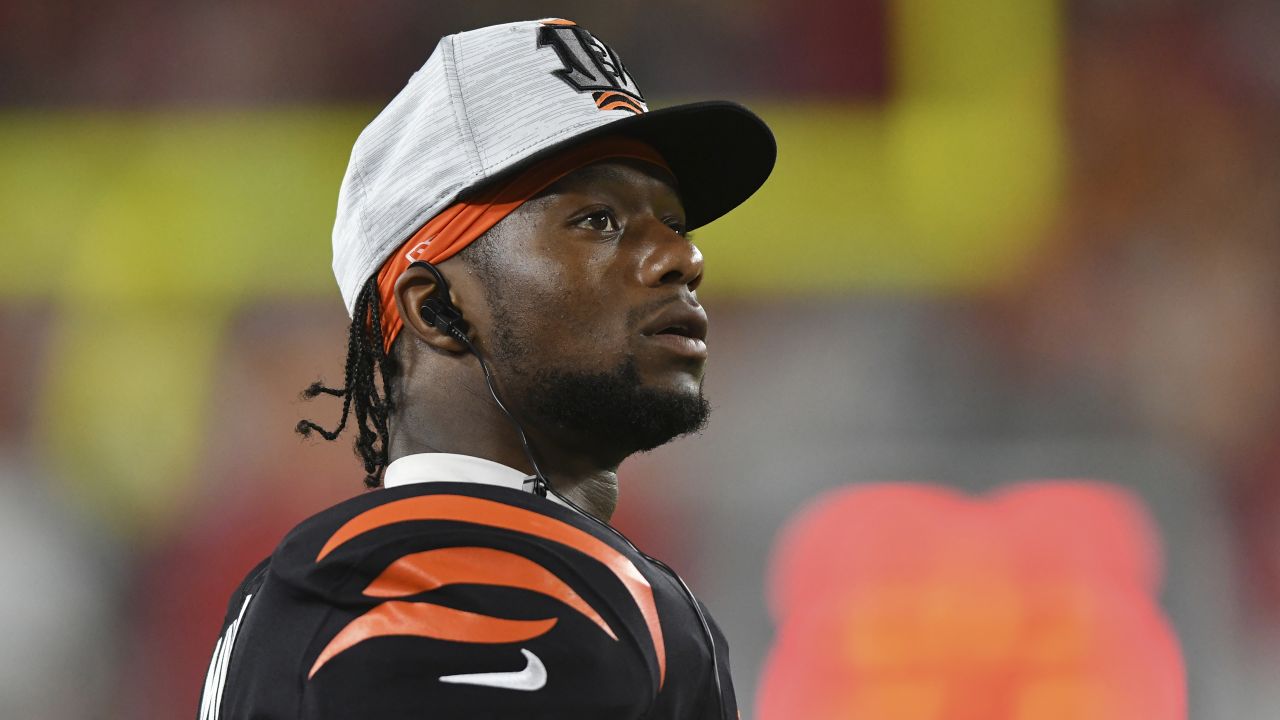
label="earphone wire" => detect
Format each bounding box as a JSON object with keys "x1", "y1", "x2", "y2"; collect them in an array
[{"x1": 458, "y1": 334, "x2": 550, "y2": 498}]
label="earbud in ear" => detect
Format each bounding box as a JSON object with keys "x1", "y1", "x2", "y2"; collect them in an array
[{"x1": 409, "y1": 261, "x2": 469, "y2": 344}]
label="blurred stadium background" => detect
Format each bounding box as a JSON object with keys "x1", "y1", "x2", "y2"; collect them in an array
[{"x1": 2, "y1": 0, "x2": 1278, "y2": 717}]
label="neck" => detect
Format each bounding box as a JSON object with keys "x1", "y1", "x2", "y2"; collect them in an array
[
  {"x1": 540, "y1": 458, "x2": 621, "y2": 521},
  {"x1": 388, "y1": 373, "x2": 622, "y2": 521}
]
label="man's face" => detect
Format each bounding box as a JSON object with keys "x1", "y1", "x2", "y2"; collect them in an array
[{"x1": 460, "y1": 158, "x2": 710, "y2": 460}]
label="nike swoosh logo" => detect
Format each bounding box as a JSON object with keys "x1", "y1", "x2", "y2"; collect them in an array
[{"x1": 438, "y1": 648, "x2": 547, "y2": 691}]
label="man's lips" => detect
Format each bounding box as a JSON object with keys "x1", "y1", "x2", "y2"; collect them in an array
[
  {"x1": 644, "y1": 333, "x2": 708, "y2": 359},
  {"x1": 639, "y1": 303, "x2": 709, "y2": 360}
]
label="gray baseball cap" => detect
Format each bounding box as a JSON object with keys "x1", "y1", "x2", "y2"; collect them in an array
[{"x1": 332, "y1": 18, "x2": 776, "y2": 316}]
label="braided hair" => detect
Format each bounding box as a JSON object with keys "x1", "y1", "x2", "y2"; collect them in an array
[{"x1": 296, "y1": 277, "x2": 398, "y2": 488}]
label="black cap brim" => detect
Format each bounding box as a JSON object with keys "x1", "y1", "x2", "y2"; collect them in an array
[{"x1": 524, "y1": 101, "x2": 777, "y2": 231}]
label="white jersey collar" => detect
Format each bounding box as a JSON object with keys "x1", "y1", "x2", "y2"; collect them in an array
[{"x1": 382, "y1": 452, "x2": 567, "y2": 506}]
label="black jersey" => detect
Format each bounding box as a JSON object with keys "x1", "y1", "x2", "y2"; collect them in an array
[{"x1": 197, "y1": 481, "x2": 737, "y2": 719}]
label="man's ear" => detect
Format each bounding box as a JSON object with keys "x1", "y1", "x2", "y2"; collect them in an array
[{"x1": 394, "y1": 263, "x2": 469, "y2": 353}]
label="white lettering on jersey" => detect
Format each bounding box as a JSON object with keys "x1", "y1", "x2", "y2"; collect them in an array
[
  {"x1": 199, "y1": 594, "x2": 253, "y2": 720},
  {"x1": 438, "y1": 648, "x2": 547, "y2": 691}
]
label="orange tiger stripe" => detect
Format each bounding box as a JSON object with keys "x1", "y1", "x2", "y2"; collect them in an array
[
  {"x1": 308, "y1": 601, "x2": 556, "y2": 678},
  {"x1": 364, "y1": 546, "x2": 618, "y2": 640},
  {"x1": 317, "y1": 495, "x2": 666, "y2": 686},
  {"x1": 599, "y1": 100, "x2": 644, "y2": 113},
  {"x1": 594, "y1": 91, "x2": 644, "y2": 112}
]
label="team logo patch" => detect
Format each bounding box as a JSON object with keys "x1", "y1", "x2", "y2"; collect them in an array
[{"x1": 538, "y1": 20, "x2": 648, "y2": 114}]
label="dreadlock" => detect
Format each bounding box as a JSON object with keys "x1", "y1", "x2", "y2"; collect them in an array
[{"x1": 296, "y1": 277, "x2": 398, "y2": 488}]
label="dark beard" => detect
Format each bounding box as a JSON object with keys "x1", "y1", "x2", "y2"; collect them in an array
[{"x1": 517, "y1": 357, "x2": 710, "y2": 457}]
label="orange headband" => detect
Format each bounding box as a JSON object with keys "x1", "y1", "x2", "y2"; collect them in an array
[{"x1": 374, "y1": 137, "x2": 671, "y2": 352}]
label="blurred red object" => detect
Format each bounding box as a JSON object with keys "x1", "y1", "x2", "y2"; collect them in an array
[{"x1": 759, "y1": 481, "x2": 1185, "y2": 720}]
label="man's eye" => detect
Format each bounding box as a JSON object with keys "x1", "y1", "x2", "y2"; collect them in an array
[{"x1": 578, "y1": 209, "x2": 619, "y2": 233}]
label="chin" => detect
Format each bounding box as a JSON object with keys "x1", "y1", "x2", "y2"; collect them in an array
[
  {"x1": 619, "y1": 387, "x2": 711, "y2": 454},
  {"x1": 634, "y1": 348, "x2": 706, "y2": 391},
  {"x1": 522, "y1": 357, "x2": 711, "y2": 455},
  {"x1": 638, "y1": 369, "x2": 705, "y2": 401}
]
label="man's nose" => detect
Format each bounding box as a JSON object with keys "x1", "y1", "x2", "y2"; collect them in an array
[{"x1": 637, "y1": 222, "x2": 703, "y2": 293}]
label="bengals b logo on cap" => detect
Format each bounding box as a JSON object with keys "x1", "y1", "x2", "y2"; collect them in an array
[{"x1": 538, "y1": 19, "x2": 648, "y2": 114}]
